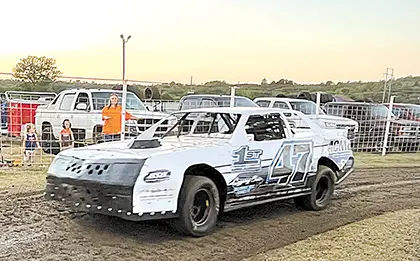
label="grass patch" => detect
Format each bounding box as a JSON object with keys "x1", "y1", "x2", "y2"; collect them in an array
[
  {"x1": 0, "y1": 166, "x2": 48, "y2": 195},
  {"x1": 354, "y1": 152, "x2": 420, "y2": 169}
]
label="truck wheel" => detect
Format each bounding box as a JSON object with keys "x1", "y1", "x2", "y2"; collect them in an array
[
  {"x1": 174, "y1": 175, "x2": 220, "y2": 237},
  {"x1": 41, "y1": 126, "x2": 60, "y2": 155},
  {"x1": 92, "y1": 126, "x2": 102, "y2": 144},
  {"x1": 294, "y1": 165, "x2": 335, "y2": 211}
]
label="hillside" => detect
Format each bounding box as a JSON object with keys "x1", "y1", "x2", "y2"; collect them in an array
[{"x1": 1, "y1": 76, "x2": 420, "y2": 104}]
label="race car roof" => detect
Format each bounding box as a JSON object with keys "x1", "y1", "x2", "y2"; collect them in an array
[
  {"x1": 178, "y1": 106, "x2": 289, "y2": 115},
  {"x1": 254, "y1": 97, "x2": 316, "y2": 103}
]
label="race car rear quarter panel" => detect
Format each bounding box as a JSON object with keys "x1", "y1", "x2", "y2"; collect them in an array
[
  {"x1": 323, "y1": 138, "x2": 354, "y2": 171},
  {"x1": 223, "y1": 138, "x2": 353, "y2": 210},
  {"x1": 222, "y1": 140, "x2": 319, "y2": 210}
]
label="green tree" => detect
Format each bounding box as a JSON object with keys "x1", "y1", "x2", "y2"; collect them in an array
[
  {"x1": 325, "y1": 80, "x2": 334, "y2": 86},
  {"x1": 12, "y1": 55, "x2": 62, "y2": 86},
  {"x1": 261, "y1": 78, "x2": 268, "y2": 85}
]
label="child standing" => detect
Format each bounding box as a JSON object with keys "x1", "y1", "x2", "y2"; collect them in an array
[
  {"x1": 22, "y1": 123, "x2": 41, "y2": 164},
  {"x1": 60, "y1": 119, "x2": 74, "y2": 151}
]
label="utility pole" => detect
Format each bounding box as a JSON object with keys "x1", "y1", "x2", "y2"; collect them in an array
[
  {"x1": 387, "y1": 75, "x2": 394, "y2": 103},
  {"x1": 381, "y1": 68, "x2": 394, "y2": 103},
  {"x1": 120, "y1": 34, "x2": 131, "y2": 141},
  {"x1": 230, "y1": 86, "x2": 239, "y2": 107}
]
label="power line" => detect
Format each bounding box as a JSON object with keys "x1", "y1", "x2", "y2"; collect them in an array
[{"x1": 382, "y1": 68, "x2": 394, "y2": 103}]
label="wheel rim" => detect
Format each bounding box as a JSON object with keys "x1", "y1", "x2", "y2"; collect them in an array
[
  {"x1": 190, "y1": 188, "x2": 212, "y2": 226},
  {"x1": 315, "y1": 176, "x2": 330, "y2": 204},
  {"x1": 41, "y1": 135, "x2": 51, "y2": 151}
]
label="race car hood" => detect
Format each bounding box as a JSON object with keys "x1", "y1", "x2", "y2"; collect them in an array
[
  {"x1": 47, "y1": 136, "x2": 228, "y2": 182},
  {"x1": 308, "y1": 114, "x2": 358, "y2": 127},
  {"x1": 130, "y1": 110, "x2": 171, "y2": 119},
  {"x1": 391, "y1": 118, "x2": 420, "y2": 126},
  {"x1": 56, "y1": 136, "x2": 229, "y2": 161}
]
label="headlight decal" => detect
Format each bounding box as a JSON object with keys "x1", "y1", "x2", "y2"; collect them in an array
[
  {"x1": 144, "y1": 170, "x2": 171, "y2": 183},
  {"x1": 325, "y1": 122, "x2": 336, "y2": 128}
]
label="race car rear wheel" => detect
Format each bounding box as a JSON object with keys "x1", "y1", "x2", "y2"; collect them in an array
[
  {"x1": 175, "y1": 175, "x2": 220, "y2": 237},
  {"x1": 294, "y1": 165, "x2": 335, "y2": 211}
]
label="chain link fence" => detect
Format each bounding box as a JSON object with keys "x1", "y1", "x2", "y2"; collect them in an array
[
  {"x1": 0, "y1": 89, "x2": 173, "y2": 167},
  {"x1": 141, "y1": 91, "x2": 420, "y2": 155},
  {"x1": 323, "y1": 97, "x2": 420, "y2": 153},
  {"x1": 2, "y1": 87, "x2": 420, "y2": 167}
]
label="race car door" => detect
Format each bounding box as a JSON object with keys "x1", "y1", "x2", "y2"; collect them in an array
[{"x1": 228, "y1": 112, "x2": 313, "y2": 200}]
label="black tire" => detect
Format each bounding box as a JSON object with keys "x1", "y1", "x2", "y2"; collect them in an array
[
  {"x1": 92, "y1": 126, "x2": 102, "y2": 144},
  {"x1": 294, "y1": 165, "x2": 335, "y2": 211},
  {"x1": 41, "y1": 126, "x2": 60, "y2": 155},
  {"x1": 174, "y1": 175, "x2": 220, "y2": 237}
]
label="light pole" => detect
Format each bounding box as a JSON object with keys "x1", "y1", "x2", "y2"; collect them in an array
[
  {"x1": 120, "y1": 34, "x2": 131, "y2": 141},
  {"x1": 230, "y1": 86, "x2": 239, "y2": 107}
]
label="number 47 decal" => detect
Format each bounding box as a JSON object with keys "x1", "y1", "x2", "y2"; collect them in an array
[{"x1": 267, "y1": 141, "x2": 313, "y2": 185}]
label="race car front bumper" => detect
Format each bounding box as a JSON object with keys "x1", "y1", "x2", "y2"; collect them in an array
[{"x1": 44, "y1": 155, "x2": 177, "y2": 221}]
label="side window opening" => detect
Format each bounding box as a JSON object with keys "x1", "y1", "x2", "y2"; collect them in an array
[
  {"x1": 273, "y1": 101, "x2": 289, "y2": 109},
  {"x1": 256, "y1": 100, "x2": 271, "y2": 108},
  {"x1": 59, "y1": 93, "x2": 75, "y2": 111},
  {"x1": 200, "y1": 98, "x2": 218, "y2": 108},
  {"x1": 180, "y1": 97, "x2": 200, "y2": 110},
  {"x1": 74, "y1": 92, "x2": 90, "y2": 110},
  {"x1": 245, "y1": 113, "x2": 286, "y2": 141}
]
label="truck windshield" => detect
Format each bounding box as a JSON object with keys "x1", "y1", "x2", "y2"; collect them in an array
[
  {"x1": 289, "y1": 101, "x2": 325, "y2": 115},
  {"x1": 371, "y1": 105, "x2": 394, "y2": 118},
  {"x1": 181, "y1": 96, "x2": 258, "y2": 110},
  {"x1": 91, "y1": 92, "x2": 147, "y2": 111},
  {"x1": 392, "y1": 105, "x2": 420, "y2": 119},
  {"x1": 221, "y1": 97, "x2": 258, "y2": 107}
]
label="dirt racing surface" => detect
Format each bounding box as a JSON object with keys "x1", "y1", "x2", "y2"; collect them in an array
[{"x1": 1, "y1": 167, "x2": 420, "y2": 261}]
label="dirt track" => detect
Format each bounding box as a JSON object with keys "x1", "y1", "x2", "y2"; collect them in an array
[{"x1": 1, "y1": 167, "x2": 419, "y2": 261}]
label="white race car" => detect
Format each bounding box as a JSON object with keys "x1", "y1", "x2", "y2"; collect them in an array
[{"x1": 45, "y1": 107, "x2": 355, "y2": 237}]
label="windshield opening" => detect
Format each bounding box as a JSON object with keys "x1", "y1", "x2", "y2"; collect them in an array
[
  {"x1": 180, "y1": 96, "x2": 258, "y2": 110},
  {"x1": 91, "y1": 92, "x2": 146, "y2": 111},
  {"x1": 371, "y1": 105, "x2": 394, "y2": 118},
  {"x1": 147, "y1": 111, "x2": 241, "y2": 139},
  {"x1": 224, "y1": 97, "x2": 259, "y2": 107},
  {"x1": 289, "y1": 101, "x2": 325, "y2": 115},
  {"x1": 391, "y1": 105, "x2": 420, "y2": 119}
]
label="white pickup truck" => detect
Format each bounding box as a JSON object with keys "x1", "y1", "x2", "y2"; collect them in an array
[
  {"x1": 254, "y1": 97, "x2": 359, "y2": 141},
  {"x1": 45, "y1": 107, "x2": 355, "y2": 237},
  {"x1": 35, "y1": 88, "x2": 171, "y2": 154}
]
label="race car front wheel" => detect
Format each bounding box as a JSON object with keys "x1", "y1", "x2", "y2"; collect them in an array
[
  {"x1": 294, "y1": 165, "x2": 335, "y2": 211},
  {"x1": 175, "y1": 175, "x2": 220, "y2": 237}
]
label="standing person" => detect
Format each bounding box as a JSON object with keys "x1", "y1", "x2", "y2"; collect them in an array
[
  {"x1": 22, "y1": 123, "x2": 41, "y2": 165},
  {"x1": 101, "y1": 93, "x2": 138, "y2": 142},
  {"x1": 60, "y1": 119, "x2": 74, "y2": 151}
]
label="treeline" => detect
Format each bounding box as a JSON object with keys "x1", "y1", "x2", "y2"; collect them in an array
[{"x1": 1, "y1": 76, "x2": 420, "y2": 104}]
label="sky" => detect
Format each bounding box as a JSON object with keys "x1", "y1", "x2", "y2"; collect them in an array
[{"x1": 0, "y1": 0, "x2": 419, "y2": 84}]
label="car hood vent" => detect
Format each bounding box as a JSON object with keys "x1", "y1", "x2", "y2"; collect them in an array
[{"x1": 129, "y1": 139, "x2": 161, "y2": 149}]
